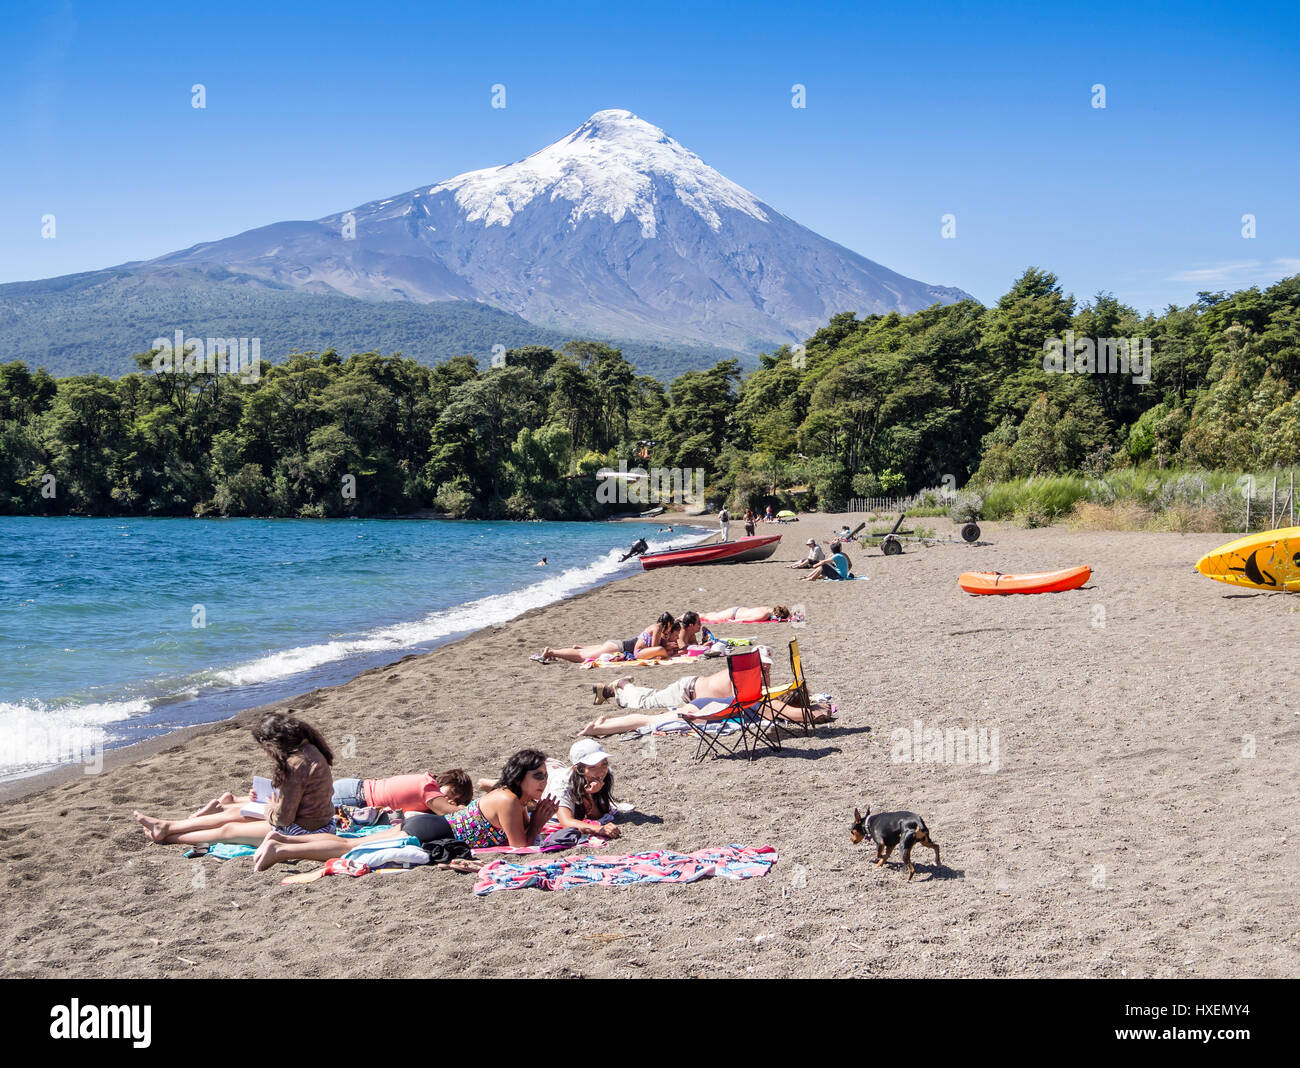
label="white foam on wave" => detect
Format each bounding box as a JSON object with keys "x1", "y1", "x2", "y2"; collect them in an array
[
  {"x1": 213, "y1": 533, "x2": 698, "y2": 688},
  {"x1": 0, "y1": 696, "x2": 148, "y2": 777},
  {"x1": 0, "y1": 527, "x2": 710, "y2": 777}
]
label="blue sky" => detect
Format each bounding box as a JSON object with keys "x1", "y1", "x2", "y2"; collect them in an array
[{"x1": 1, "y1": 0, "x2": 1296, "y2": 312}]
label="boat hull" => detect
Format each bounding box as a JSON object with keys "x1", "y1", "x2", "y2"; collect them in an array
[
  {"x1": 958, "y1": 565, "x2": 1091, "y2": 595},
  {"x1": 640, "y1": 535, "x2": 781, "y2": 570}
]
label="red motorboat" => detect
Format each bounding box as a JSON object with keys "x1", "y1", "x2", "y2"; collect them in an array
[{"x1": 639, "y1": 534, "x2": 781, "y2": 570}]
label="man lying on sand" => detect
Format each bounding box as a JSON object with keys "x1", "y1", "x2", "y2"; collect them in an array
[{"x1": 582, "y1": 648, "x2": 835, "y2": 735}]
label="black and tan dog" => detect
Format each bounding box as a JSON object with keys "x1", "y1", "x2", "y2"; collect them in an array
[{"x1": 851, "y1": 807, "x2": 941, "y2": 880}]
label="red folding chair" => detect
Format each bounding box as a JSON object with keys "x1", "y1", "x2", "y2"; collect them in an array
[{"x1": 684, "y1": 649, "x2": 783, "y2": 761}]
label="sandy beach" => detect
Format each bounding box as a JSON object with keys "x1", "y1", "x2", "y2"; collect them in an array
[{"x1": 1, "y1": 515, "x2": 1297, "y2": 979}]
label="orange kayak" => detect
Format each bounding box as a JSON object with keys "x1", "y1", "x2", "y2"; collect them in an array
[{"x1": 958, "y1": 565, "x2": 1091, "y2": 595}]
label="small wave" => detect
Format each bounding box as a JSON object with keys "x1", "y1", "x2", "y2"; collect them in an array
[
  {"x1": 213, "y1": 540, "x2": 684, "y2": 688},
  {"x1": 0, "y1": 697, "x2": 148, "y2": 777}
]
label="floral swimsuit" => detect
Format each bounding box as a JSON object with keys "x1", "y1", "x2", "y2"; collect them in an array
[{"x1": 444, "y1": 800, "x2": 508, "y2": 848}]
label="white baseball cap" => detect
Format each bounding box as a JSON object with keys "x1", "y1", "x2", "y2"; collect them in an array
[
  {"x1": 569, "y1": 738, "x2": 611, "y2": 766},
  {"x1": 805, "y1": 538, "x2": 817, "y2": 545}
]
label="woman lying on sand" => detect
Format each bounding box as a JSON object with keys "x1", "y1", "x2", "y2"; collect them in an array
[
  {"x1": 251, "y1": 749, "x2": 558, "y2": 871},
  {"x1": 548, "y1": 739, "x2": 621, "y2": 841},
  {"x1": 537, "y1": 611, "x2": 680, "y2": 663},
  {"x1": 698, "y1": 605, "x2": 791, "y2": 624},
  {"x1": 330, "y1": 769, "x2": 472, "y2": 815},
  {"x1": 677, "y1": 610, "x2": 718, "y2": 649},
  {"x1": 579, "y1": 692, "x2": 835, "y2": 738},
  {"x1": 135, "y1": 713, "x2": 336, "y2": 846}
]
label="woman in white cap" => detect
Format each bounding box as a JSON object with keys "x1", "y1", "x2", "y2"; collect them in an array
[
  {"x1": 547, "y1": 739, "x2": 621, "y2": 840},
  {"x1": 788, "y1": 538, "x2": 826, "y2": 569}
]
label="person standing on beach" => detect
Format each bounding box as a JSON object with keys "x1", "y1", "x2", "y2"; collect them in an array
[
  {"x1": 718, "y1": 506, "x2": 730, "y2": 541},
  {"x1": 744, "y1": 509, "x2": 756, "y2": 537}
]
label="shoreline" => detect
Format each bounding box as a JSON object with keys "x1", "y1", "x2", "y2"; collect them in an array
[
  {"x1": 0, "y1": 520, "x2": 718, "y2": 803},
  {"x1": 3, "y1": 516, "x2": 1296, "y2": 979}
]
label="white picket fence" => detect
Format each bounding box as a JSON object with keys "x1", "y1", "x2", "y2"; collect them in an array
[{"x1": 848, "y1": 492, "x2": 956, "y2": 513}]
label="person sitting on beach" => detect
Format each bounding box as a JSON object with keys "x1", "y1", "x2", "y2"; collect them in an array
[
  {"x1": 788, "y1": 538, "x2": 826, "y2": 569},
  {"x1": 698, "y1": 605, "x2": 792, "y2": 624},
  {"x1": 804, "y1": 541, "x2": 852, "y2": 581},
  {"x1": 546, "y1": 739, "x2": 621, "y2": 841},
  {"x1": 251, "y1": 750, "x2": 559, "y2": 871},
  {"x1": 677, "y1": 610, "x2": 718, "y2": 650},
  {"x1": 331, "y1": 769, "x2": 472, "y2": 816},
  {"x1": 134, "y1": 712, "x2": 337, "y2": 847}
]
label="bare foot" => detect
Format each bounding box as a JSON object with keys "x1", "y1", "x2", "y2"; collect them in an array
[
  {"x1": 252, "y1": 831, "x2": 291, "y2": 872},
  {"x1": 189, "y1": 798, "x2": 222, "y2": 818},
  {"x1": 578, "y1": 716, "x2": 610, "y2": 738},
  {"x1": 134, "y1": 811, "x2": 170, "y2": 843}
]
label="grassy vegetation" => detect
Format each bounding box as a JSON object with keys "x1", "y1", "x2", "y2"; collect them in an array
[{"x1": 956, "y1": 466, "x2": 1300, "y2": 532}]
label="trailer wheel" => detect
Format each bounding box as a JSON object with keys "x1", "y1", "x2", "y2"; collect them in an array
[
  {"x1": 882, "y1": 536, "x2": 903, "y2": 556},
  {"x1": 960, "y1": 522, "x2": 981, "y2": 543}
]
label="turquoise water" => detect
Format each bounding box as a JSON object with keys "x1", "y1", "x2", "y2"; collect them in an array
[{"x1": 0, "y1": 516, "x2": 703, "y2": 778}]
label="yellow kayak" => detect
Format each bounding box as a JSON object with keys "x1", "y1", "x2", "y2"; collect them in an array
[{"x1": 1195, "y1": 527, "x2": 1300, "y2": 592}]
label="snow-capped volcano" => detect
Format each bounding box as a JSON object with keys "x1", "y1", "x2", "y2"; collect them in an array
[
  {"x1": 433, "y1": 109, "x2": 769, "y2": 237},
  {"x1": 144, "y1": 109, "x2": 971, "y2": 349}
]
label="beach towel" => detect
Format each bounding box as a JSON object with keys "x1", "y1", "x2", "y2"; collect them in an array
[
  {"x1": 581, "y1": 653, "x2": 698, "y2": 670},
  {"x1": 341, "y1": 834, "x2": 428, "y2": 869},
  {"x1": 280, "y1": 858, "x2": 371, "y2": 885},
  {"x1": 473, "y1": 844, "x2": 777, "y2": 895},
  {"x1": 200, "y1": 820, "x2": 395, "y2": 861},
  {"x1": 470, "y1": 819, "x2": 611, "y2": 858}
]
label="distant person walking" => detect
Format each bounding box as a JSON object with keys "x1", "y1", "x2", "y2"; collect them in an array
[
  {"x1": 743, "y1": 509, "x2": 756, "y2": 537},
  {"x1": 718, "y1": 506, "x2": 730, "y2": 541}
]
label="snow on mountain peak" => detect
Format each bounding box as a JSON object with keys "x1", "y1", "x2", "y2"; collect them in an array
[{"x1": 430, "y1": 109, "x2": 768, "y2": 238}]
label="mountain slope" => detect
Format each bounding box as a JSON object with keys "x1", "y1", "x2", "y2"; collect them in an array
[
  {"x1": 144, "y1": 109, "x2": 971, "y2": 348},
  {"x1": 1, "y1": 108, "x2": 972, "y2": 376},
  {"x1": 0, "y1": 266, "x2": 738, "y2": 380}
]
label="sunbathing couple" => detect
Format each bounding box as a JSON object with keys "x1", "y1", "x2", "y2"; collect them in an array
[
  {"x1": 580, "y1": 643, "x2": 834, "y2": 737},
  {"x1": 538, "y1": 609, "x2": 710, "y2": 663},
  {"x1": 133, "y1": 713, "x2": 622, "y2": 873},
  {"x1": 537, "y1": 605, "x2": 793, "y2": 665}
]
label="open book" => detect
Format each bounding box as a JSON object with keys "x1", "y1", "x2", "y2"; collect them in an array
[{"x1": 239, "y1": 776, "x2": 275, "y2": 819}]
